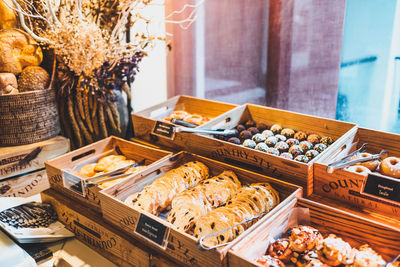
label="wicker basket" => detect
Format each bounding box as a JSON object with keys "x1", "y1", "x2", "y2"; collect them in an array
[{"x1": 0, "y1": 55, "x2": 60, "y2": 146}]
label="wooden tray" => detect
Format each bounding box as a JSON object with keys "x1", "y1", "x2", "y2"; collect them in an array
[
  {"x1": 229, "y1": 198, "x2": 400, "y2": 267},
  {"x1": 41, "y1": 189, "x2": 181, "y2": 267},
  {"x1": 174, "y1": 104, "x2": 356, "y2": 195},
  {"x1": 132, "y1": 95, "x2": 237, "y2": 150},
  {"x1": 98, "y1": 151, "x2": 302, "y2": 267},
  {"x1": 313, "y1": 127, "x2": 400, "y2": 227},
  {"x1": 44, "y1": 136, "x2": 172, "y2": 213}
]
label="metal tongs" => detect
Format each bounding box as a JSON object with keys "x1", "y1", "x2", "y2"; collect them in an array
[
  {"x1": 327, "y1": 143, "x2": 389, "y2": 173},
  {"x1": 175, "y1": 127, "x2": 237, "y2": 137}
]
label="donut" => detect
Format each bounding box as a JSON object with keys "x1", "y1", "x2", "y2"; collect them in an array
[
  {"x1": 185, "y1": 114, "x2": 203, "y2": 125},
  {"x1": 169, "y1": 110, "x2": 188, "y2": 120},
  {"x1": 351, "y1": 153, "x2": 380, "y2": 171},
  {"x1": 346, "y1": 165, "x2": 371, "y2": 177},
  {"x1": 381, "y1": 156, "x2": 400, "y2": 178}
]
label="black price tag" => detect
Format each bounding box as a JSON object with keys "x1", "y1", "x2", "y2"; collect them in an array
[
  {"x1": 62, "y1": 169, "x2": 86, "y2": 197},
  {"x1": 135, "y1": 213, "x2": 169, "y2": 248},
  {"x1": 362, "y1": 173, "x2": 400, "y2": 203},
  {"x1": 152, "y1": 121, "x2": 175, "y2": 140}
]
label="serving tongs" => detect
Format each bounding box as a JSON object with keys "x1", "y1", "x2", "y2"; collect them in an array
[
  {"x1": 175, "y1": 127, "x2": 237, "y2": 137},
  {"x1": 326, "y1": 143, "x2": 389, "y2": 173}
]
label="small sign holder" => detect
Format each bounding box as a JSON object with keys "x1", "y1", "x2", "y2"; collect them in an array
[
  {"x1": 134, "y1": 213, "x2": 170, "y2": 249},
  {"x1": 151, "y1": 121, "x2": 176, "y2": 140},
  {"x1": 361, "y1": 173, "x2": 400, "y2": 206}
]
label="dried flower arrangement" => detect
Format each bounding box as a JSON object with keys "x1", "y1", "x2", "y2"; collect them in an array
[{"x1": 2, "y1": 0, "x2": 201, "y2": 148}]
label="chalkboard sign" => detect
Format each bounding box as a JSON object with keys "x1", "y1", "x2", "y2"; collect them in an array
[
  {"x1": 362, "y1": 173, "x2": 400, "y2": 203},
  {"x1": 135, "y1": 213, "x2": 169, "y2": 249},
  {"x1": 62, "y1": 169, "x2": 85, "y2": 197},
  {"x1": 151, "y1": 121, "x2": 175, "y2": 140}
]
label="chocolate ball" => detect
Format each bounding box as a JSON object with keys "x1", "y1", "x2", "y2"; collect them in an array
[
  {"x1": 240, "y1": 130, "x2": 252, "y2": 140},
  {"x1": 294, "y1": 155, "x2": 309, "y2": 163},
  {"x1": 286, "y1": 138, "x2": 299, "y2": 147},
  {"x1": 280, "y1": 152, "x2": 293, "y2": 160},
  {"x1": 294, "y1": 131, "x2": 307, "y2": 141},
  {"x1": 255, "y1": 142, "x2": 268, "y2": 152},
  {"x1": 262, "y1": 130, "x2": 274, "y2": 139},
  {"x1": 320, "y1": 136, "x2": 334, "y2": 146},
  {"x1": 305, "y1": 149, "x2": 319, "y2": 160},
  {"x1": 275, "y1": 141, "x2": 289, "y2": 153},
  {"x1": 265, "y1": 136, "x2": 278, "y2": 147},
  {"x1": 247, "y1": 127, "x2": 260, "y2": 135},
  {"x1": 299, "y1": 141, "x2": 313, "y2": 152},
  {"x1": 227, "y1": 137, "x2": 241, "y2": 145},
  {"x1": 252, "y1": 133, "x2": 266, "y2": 143},
  {"x1": 245, "y1": 120, "x2": 257, "y2": 128},
  {"x1": 266, "y1": 147, "x2": 280, "y2": 156},
  {"x1": 289, "y1": 145, "x2": 303, "y2": 157},
  {"x1": 281, "y1": 128, "x2": 295, "y2": 139},
  {"x1": 270, "y1": 124, "x2": 282, "y2": 135},
  {"x1": 307, "y1": 134, "x2": 321, "y2": 145},
  {"x1": 314, "y1": 143, "x2": 327, "y2": 153},
  {"x1": 257, "y1": 123, "x2": 268, "y2": 132},
  {"x1": 275, "y1": 134, "x2": 287, "y2": 142},
  {"x1": 243, "y1": 139, "x2": 256, "y2": 149},
  {"x1": 236, "y1": 124, "x2": 246, "y2": 133}
]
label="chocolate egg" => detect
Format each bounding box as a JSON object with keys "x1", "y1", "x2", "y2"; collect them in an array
[
  {"x1": 281, "y1": 128, "x2": 295, "y2": 139},
  {"x1": 227, "y1": 137, "x2": 241, "y2": 145},
  {"x1": 252, "y1": 133, "x2": 266, "y2": 143},
  {"x1": 275, "y1": 141, "x2": 289, "y2": 153},
  {"x1": 236, "y1": 124, "x2": 246, "y2": 133},
  {"x1": 255, "y1": 143, "x2": 268, "y2": 152},
  {"x1": 289, "y1": 145, "x2": 303, "y2": 157},
  {"x1": 245, "y1": 120, "x2": 256, "y2": 128},
  {"x1": 257, "y1": 123, "x2": 268, "y2": 132},
  {"x1": 248, "y1": 127, "x2": 260, "y2": 135},
  {"x1": 262, "y1": 130, "x2": 274, "y2": 138},
  {"x1": 270, "y1": 124, "x2": 282, "y2": 135},
  {"x1": 294, "y1": 131, "x2": 307, "y2": 141},
  {"x1": 266, "y1": 147, "x2": 280, "y2": 156},
  {"x1": 314, "y1": 143, "x2": 327, "y2": 153},
  {"x1": 240, "y1": 130, "x2": 252, "y2": 140},
  {"x1": 280, "y1": 152, "x2": 293, "y2": 160},
  {"x1": 307, "y1": 134, "x2": 321, "y2": 145},
  {"x1": 286, "y1": 138, "x2": 299, "y2": 147},
  {"x1": 243, "y1": 139, "x2": 256, "y2": 149},
  {"x1": 299, "y1": 141, "x2": 313, "y2": 152},
  {"x1": 320, "y1": 136, "x2": 334, "y2": 146},
  {"x1": 265, "y1": 136, "x2": 278, "y2": 147},
  {"x1": 305, "y1": 149, "x2": 319, "y2": 160},
  {"x1": 294, "y1": 155, "x2": 309, "y2": 163},
  {"x1": 275, "y1": 134, "x2": 287, "y2": 142}
]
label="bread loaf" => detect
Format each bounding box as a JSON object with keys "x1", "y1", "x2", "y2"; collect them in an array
[
  {"x1": 18, "y1": 66, "x2": 50, "y2": 92},
  {"x1": 0, "y1": 0, "x2": 17, "y2": 30},
  {"x1": 0, "y1": 72, "x2": 17, "y2": 95}
]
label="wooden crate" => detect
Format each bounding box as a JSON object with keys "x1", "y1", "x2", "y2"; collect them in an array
[
  {"x1": 0, "y1": 169, "x2": 49, "y2": 197},
  {"x1": 41, "y1": 189, "x2": 181, "y2": 267},
  {"x1": 98, "y1": 151, "x2": 302, "y2": 267},
  {"x1": 0, "y1": 136, "x2": 69, "y2": 180},
  {"x1": 174, "y1": 104, "x2": 356, "y2": 195},
  {"x1": 132, "y1": 95, "x2": 237, "y2": 150},
  {"x1": 229, "y1": 198, "x2": 400, "y2": 267},
  {"x1": 45, "y1": 136, "x2": 172, "y2": 213},
  {"x1": 313, "y1": 127, "x2": 400, "y2": 227}
]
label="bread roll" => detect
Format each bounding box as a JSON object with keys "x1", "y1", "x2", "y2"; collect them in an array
[
  {"x1": 0, "y1": 72, "x2": 17, "y2": 95},
  {"x1": 0, "y1": 0, "x2": 17, "y2": 30},
  {"x1": 18, "y1": 66, "x2": 50, "y2": 92}
]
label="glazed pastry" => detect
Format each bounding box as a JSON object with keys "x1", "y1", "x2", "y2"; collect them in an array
[
  {"x1": 257, "y1": 123, "x2": 268, "y2": 132},
  {"x1": 240, "y1": 130, "x2": 253, "y2": 140},
  {"x1": 351, "y1": 152, "x2": 380, "y2": 171},
  {"x1": 275, "y1": 134, "x2": 287, "y2": 142},
  {"x1": 275, "y1": 141, "x2": 289, "y2": 153},
  {"x1": 289, "y1": 145, "x2": 303, "y2": 158},
  {"x1": 255, "y1": 143, "x2": 269, "y2": 152},
  {"x1": 256, "y1": 255, "x2": 286, "y2": 267},
  {"x1": 236, "y1": 124, "x2": 246, "y2": 132},
  {"x1": 295, "y1": 250, "x2": 323, "y2": 267},
  {"x1": 316, "y1": 234, "x2": 352, "y2": 266},
  {"x1": 299, "y1": 141, "x2": 313, "y2": 152},
  {"x1": 268, "y1": 238, "x2": 292, "y2": 262},
  {"x1": 262, "y1": 130, "x2": 275, "y2": 138},
  {"x1": 185, "y1": 114, "x2": 204, "y2": 125},
  {"x1": 243, "y1": 139, "x2": 257, "y2": 149},
  {"x1": 294, "y1": 131, "x2": 308, "y2": 141},
  {"x1": 348, "y1": 244, "x2": 386, "y2": 267},
  {"x1": 94, "y1": 155, "x2": 126, "y2": 172},
  {"x1": 380, "y1": 156, "x2": 400, "y2": 178},
  {"x1": 294, "y1": 155, "x2": 309, "y2": 163},
  {"x1": 307, "y1": 134, "x2": 321, "y2": 145},
  {"x1": 267, "y1": 147, "x2": 280, "y2": 156},
  {"x1": 253, "y1": 133, "x2": 267, "y2": 143},
  {"x1": 305, "y1": 150, "x2": 319, "y2": 160},
  {"x1": 248, "y1": 127, "x2": 260, "y2": 135},
  {"x1": 286, "y1": 138, "x2": 300, "y2": 147},
  {"x1": 266, "y1": 136, "x2": 278, "y2": 147},
  {"x1": 289, "y1": 225, "x2": 323, "y2": 253},
  {"x1": 78, "y1": 163, "x2": 97, "y2": 177},
  {"x1": 228, "y1": 137, "x2": 241, "y2": 145},
  {"x1": 169, "y1": 110, "x2": 188, "y2": 120},
  {"x1": 314, "y1": 143, "x2": 327, "y2": 153},
  {"x1": 281, "y1": 128, "x2": 295, "y2": 139},
  {"x1": 271, "y1": 124, "x2": 283, "y2": 135},
  {"x1": 245, "y1": 120, "x2": 257, "y2": 128},
  {"x1": 346, "y1": 165, "x2": 371, "y2": 177},
  {"x1": 320, "y1": 136, "x2": 334, "y2": 146},
  {"x1": 280, "y1": 152, "x2": 293, "y2": 160}
]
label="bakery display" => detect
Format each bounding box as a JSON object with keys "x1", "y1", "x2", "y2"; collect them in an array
[
  {"x1": 164, "y1": 110, "x2": 211, "y2": 126},
  {"x1": 223, "y1": 120, "x2": 334, "y2": 163},
  {"x1": 256, "y1": 225, "x2": 387, "y2": 267}
]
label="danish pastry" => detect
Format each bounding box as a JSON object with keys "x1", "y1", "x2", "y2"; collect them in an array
[
  {"x1": 289, "y1": 225, "x2": 323, "y2": 252},
  {"x1": 94, "y1": 155, "x2": 127, "y2": 172},
  {"x1": 348, "y1": 244, "x2": 386, "y2": 267},
  {"x1": 316, "y1": 234, "x2": 352, "y2": 266},
  {"x1": 256, "y1": 255, "x2": 286, "y2": 267}
]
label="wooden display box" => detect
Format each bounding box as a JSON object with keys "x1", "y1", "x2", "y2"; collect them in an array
[
  {"x1": 132, "y1": 95, "x2": 237, "y2": 150},
  {"x1": 45, "y1": 136, "x2": 171, "y2": 213},
  {"x1": 313, "y1": 127, "x2": 400, "y2": 227},
  {"x1": 99, "y1": 151, "x2": 302, "y2": 267},
  {"x1": 175, "y1": 104, "x2": 356, "y2": 195},
  {"x1": 41, "y1": 189, "x2": 180, "y2": 267},
  {"x1": 229, "y1": 198, "x2": 400, "y2": 267}
]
